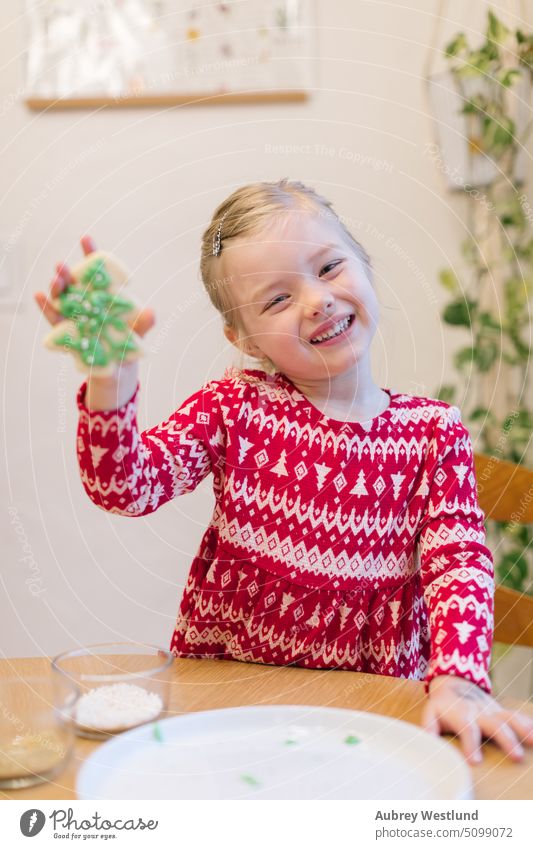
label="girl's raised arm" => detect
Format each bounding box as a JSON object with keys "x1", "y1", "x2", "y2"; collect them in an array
[{"x1": 76, "y1": 376, "x2": 227, "y2": 518}]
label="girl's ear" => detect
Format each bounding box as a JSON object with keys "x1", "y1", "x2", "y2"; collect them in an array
[
  {"x1": 223, "y1": 323, "x2": 262, "y2": 358},
  {"x1": 223, "y1": 323, "x2": 239, "y2": 347}
]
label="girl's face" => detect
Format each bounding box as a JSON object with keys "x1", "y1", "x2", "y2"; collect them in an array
[{"x1": 221, "y1": 210, "x2": 380, "y2": 384}]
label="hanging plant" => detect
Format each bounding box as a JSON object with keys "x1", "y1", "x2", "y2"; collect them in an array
[{"x1": 432, "y1": 9, "x2": 533, "y2": 595}]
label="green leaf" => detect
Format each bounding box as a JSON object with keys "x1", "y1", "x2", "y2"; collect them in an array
[
  {"x1": 482, "y1": 114, "x2": 515, "y2": 153},
  {"x1": 456, "y1": 50, "x2": 490, "y2": 77},
  {"x1": 504, "y1": 277, "x2": 529, "y2": 313},
  {"x1": 524, "y1": 277, "x2": 533, "y2": 297},
  {"x1": 443, "y1": 297, "x2": 476, "y2": 327},
  {"x1": 478, "y1": 311, "x2": 502, "y2": 331},
  {"x1": 496, "y1": 551, "x2": 529, "y2": 591},
  {"x1": 515, "y1": 33, "x2": 533, "y2": 74},
  {"x1": 438, "y1": 269, "x2": 460, "y2": 293},
  {"x1": 516, "y1": 525, "x2": 533, "y2": 547},
  {"x1": 494, "y1": 115, "x2": 516, "y2": 148},
  {"x1": 436, "y1": 384, "x2": 457, "y2": 404},
  {"x1": 512, "y1": 238, "x2": 533, "y2": 260},
  {"x1": 512, "y1": 409, "x2": 533, "y2": 429},
  {"x1": 473, "y1": 339, "x2": 498, "y2": 371},
  {"x1": 508, "y1": 331, "x2": 530, "y2": 358},
  {"x1": 454, "y1": 346, "x2": 476, "y2": 370},
  {"x1": 487, "y1": 10, "x2": 509, "y2": 45},
  {"x1": 445, "y1": 33, "x2": 468, "y2": 57},
  {"x1": 498, "y1": 68, "x2": 521, "y2": 88},
  {"x1": 469, "y1": 406, "x2": 492, "y2": 422},
  {"x1": 461, "y1": 99, "x2": 479, "y2": 115},
  {"x1": 460, "y1": 238, "x2": 479, "y2": 264},
  {"x1": 498, "y1": 198, "x2": 525, "y2": 228}
]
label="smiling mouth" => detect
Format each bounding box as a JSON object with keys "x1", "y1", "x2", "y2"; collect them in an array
[{"x1": 309, "y1": 314, "x2": 355, "y2": 344}]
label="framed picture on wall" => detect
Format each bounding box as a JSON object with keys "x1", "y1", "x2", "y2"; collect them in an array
[{"x1": 24, "y1": 0, "x2": 316, "y2": 109}]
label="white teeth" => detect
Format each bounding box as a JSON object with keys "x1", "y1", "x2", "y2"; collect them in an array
[{"x1": 311, "y1": 315, "x2": 352, "y2": 344}]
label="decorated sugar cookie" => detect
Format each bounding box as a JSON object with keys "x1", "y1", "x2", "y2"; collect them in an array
[{"x1": 44, "y1": 251, "x2": 143, "y2": 376}]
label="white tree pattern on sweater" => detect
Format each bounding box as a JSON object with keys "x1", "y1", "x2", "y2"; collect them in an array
[{"x1": 76, "y1": 368, "x2": 494, "y2": 694}]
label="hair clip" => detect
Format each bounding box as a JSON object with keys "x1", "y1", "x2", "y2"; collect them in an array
[{"x1": 212, "y1": 210, "x2": 229, "y2": 256}]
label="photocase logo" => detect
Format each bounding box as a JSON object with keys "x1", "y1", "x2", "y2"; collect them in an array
[{"x1": 20, "y1": 809, "x2": 46, "y2": 837}]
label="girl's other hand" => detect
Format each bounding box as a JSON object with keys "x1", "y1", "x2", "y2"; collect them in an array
[
  {"x1": 422, "y1": 674, "x2": 533, "y2": 764},
  {"x1": 34, "y1": 236, "x2": 155, "y2": 337}
]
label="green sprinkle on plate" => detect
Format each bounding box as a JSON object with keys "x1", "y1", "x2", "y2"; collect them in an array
[
  {"x1": 240, "y1": 774, "x2": 261, "y2": 787},
  {"x1": 284, "y1": 739, "x2": 297, "y2": 745},
  {"x1": 344, "y1": 734, "x2": 360, "y2": 745},
  {"x1": 152, "y1": 723, "x2": 164, "y2": 743}
]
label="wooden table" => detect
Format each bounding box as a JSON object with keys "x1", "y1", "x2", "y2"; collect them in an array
[{"x1": 1, "y1": 656, "x2": 532, "y2": 800}]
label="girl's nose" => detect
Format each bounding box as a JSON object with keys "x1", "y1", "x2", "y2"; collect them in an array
[{"x1": 303, "y1": 281, "x2": 335, "y2": 317}]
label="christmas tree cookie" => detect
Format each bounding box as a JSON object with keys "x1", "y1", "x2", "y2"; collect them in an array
[{"x1": 44, "y1": 251, "x2": 143, "y2": 376}]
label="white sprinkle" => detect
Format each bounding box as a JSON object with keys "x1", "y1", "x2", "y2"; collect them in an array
[{"x1": 75, "y1": 683, "x2": 162, "y2": 731}]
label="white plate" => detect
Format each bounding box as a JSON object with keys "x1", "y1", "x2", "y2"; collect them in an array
[{"x1": 76, "y1": 705, "x2": 473, "y2": 800}]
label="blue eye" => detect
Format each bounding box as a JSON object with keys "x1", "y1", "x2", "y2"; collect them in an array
[
  {"x1": 320, "y1": 260, "x2": 343, "y2": 275},
  {"x1": 266, "y1": 295, "x2": 289, "y2": 310}
]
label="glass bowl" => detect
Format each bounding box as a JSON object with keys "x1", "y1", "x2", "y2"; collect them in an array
[
  {"x1": 51, "y1": 642, "x2": 173, "y2": 739},
  {"x1": 0, "y1": 673, "x2": 78, "y2": 788}
]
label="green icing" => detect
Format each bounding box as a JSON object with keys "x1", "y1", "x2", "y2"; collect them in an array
[
  {"x1": 54, "y1": 257, "x2": 137, "y2": 367},
  {"x1": 152, "y1": 723, "x2": 164, "y2": 743},
  {"x1": 344, "y1": 734, "x2": 360, "y2": 745},
  {"x1": 240, "y1": 774, "x2": 261, "y2": 787},
  {"x1": 81, "y1": 257, "x2": 112, "y2": 289}
]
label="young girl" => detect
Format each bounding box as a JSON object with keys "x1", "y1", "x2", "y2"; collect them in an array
[{"x1": 36, "y1": 178, "x2": 533, "y2": 766}]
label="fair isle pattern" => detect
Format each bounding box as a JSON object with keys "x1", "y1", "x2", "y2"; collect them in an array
[{"x1": 76, "y1": 367, "x2": 494, "y2": 694}]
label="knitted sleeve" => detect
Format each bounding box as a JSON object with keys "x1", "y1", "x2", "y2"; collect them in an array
[
  {"x1": 76, "y1": 381, "x2": 226, "y2": 516},
  {"x1": 417, "y1": 406, "x2": 495, "y2": 694}
]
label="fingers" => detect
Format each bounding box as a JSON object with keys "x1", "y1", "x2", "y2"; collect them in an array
[
  {"x1": 81, "y1": 235, "x2": 97, "y2": 255},
  {"x1": 127, "y1": 306, "x2": 155, "y2": 338},
  {"x1": 54, "y1": 235, "x2": 96, "y2": 295},
  {"x1": 425, "y1": 700, "x2": 483, "y2": 764},
  {"x1": 34, "y1": 291, "x2": 62, "y2": 325},
  {"x1": 35, "y1": 262, "x2": 73, "y2": 325},
  {"x1": 37, "y1": 237, "x2": 97, "y2": 326},
  {"x1": 50, "y1": 237, "x2": 95, "y2": 300},
  {"x1": 422, "y1": 701, "x2": 482, "y2": 765},
  {"x1": 435, "y1": 701, "x2": 483, "y2": 764},
  {"x1": 479, "y1": 714, "x2": 524, "y2": 762},
  {"x1": 457, "y1": 716, "x2": 483, "y2": 764},
  {"x1": 502, "y1": 709, "x2": 533, "y2": 745},
  {"x1": 51, "y1": 263, "x2": 74, "y2": 297},
  {"x1": 421, "y1": 701, "x2": 441, "y2": 737}
]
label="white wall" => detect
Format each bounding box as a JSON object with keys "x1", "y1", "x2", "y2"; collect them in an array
[{"x1": 2, "y1": 1, "x2": 532, "y2": 666}]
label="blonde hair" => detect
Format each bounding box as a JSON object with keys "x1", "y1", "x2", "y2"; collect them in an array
[{"x1": 199, "y1": 178, "x2": 373, "y2": 376}]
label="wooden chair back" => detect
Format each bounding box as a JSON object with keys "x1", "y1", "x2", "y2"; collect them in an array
[{"x1": 474, "y1": 452, "x2": 533, "y2": 648}]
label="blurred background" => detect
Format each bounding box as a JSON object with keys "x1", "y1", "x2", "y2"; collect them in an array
[{"x1": 1, "y1": 1, "x2": 532, "y2": 698}]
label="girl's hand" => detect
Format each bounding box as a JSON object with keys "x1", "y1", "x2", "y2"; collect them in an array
[
  {"x1": 422, "y1": 674, "x2": 533, "y2": 764},
  {"x1": 34, "y1": 235, "x2": 155, "y2": 337}
]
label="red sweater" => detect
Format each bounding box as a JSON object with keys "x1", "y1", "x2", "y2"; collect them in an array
[{"x1": 76, "y1": 367, "x2": 494, "y2": 694}]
